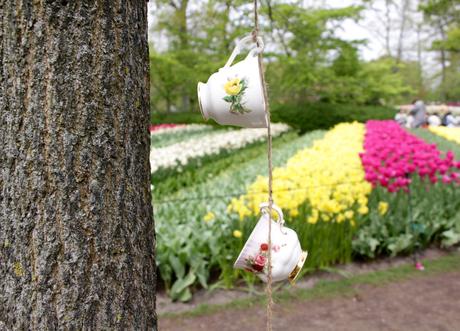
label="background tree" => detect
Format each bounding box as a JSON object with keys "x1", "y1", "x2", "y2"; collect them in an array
[
  {"x1": 420, "y1": 0, "x2": 460, "y2": 100},
  {"x1": 150, "y1": 0, "x2": 422, "y2": 111},
  {"x1": 0, "y1": 1, "x2": 156, "y2": 329}
]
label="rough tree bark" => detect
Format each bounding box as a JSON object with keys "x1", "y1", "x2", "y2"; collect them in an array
[{"x1": 0, "y1": 1, "x2": 156, "y2": 329}]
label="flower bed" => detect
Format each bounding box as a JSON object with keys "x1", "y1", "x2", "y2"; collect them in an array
[
  {"x1": 229, "y1": 122, "x2": 370, "y2": 221},
  {"x1": 150, "y1": 123, "x2": 208, "y2": 134},
  {"x1": 228, "y1": 122, "x2": 371, "y2": 269},
  {"x1": 150, "y1": 124, "x2": 290, "y2": 174},
  {"x1": 429, "y1": 126, "x2": 460, "y2": 145},
  {"x1": 154, "y1": 131, "x2": 325, "y2": 301},
  {"x1": 151, "y1": 124, "x2": 217, "y2": 148},
  {"x1": 153, "y1": 120, "x2": 460, "y2": 301},
  {"x1": 152, "y1": 132, "x2": 299, "y2": 197},
  {"x1": 353, "y1": 121, "x2": 460, "y2": 258},
  {"x1": 361, "y1": 121, "x2": 460, "y2": 191}
]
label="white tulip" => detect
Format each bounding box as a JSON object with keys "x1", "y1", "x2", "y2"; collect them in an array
[{"x1": 150, "y1": 124, "x2": 290, "y2": 174}]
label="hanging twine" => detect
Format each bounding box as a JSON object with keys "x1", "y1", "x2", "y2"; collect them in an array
[{"x1": 252, "y1": 0, "x2": 274, "y2": 329}]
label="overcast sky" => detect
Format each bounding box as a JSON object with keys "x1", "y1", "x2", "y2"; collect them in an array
[{"x1": 323, "y1": 0, "x2": 383, "y2": 60}]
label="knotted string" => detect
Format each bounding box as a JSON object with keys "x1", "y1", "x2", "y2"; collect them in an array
[{"x1": 252, "y1": 0, "x2": 274, "y2": 329}]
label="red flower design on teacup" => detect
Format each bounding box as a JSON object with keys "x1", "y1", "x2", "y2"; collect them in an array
[
  {"x1": 252, "y1": 254, "x2": 266, "y2": 272},
  {"x1": 245, "y1": 241, "x2": 283, "y2": 273}
]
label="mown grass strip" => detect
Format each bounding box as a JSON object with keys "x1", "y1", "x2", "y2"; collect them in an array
[{"x1": 160, "y1": 251, "x2": 460, "y2": 319}]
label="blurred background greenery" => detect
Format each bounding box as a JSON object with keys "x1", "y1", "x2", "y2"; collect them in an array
[{"x1": 148, "y1": 0, "x2": 460, "y2": 127}]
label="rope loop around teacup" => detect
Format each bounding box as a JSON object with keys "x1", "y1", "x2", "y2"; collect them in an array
[{"x1": 223, "y1": 34, "x2": 264, "y2": 68}]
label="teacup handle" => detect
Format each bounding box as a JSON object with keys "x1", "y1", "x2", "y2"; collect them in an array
[
  {"x1": 223, "y1": 34, "x2": 264, "y2": 69},
  {"x1": 259, "y1": 202, "x2": 284, "y2": 225}
]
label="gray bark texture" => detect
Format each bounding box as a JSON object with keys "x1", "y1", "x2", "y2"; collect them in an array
[{"x1": 0, "y1": 1, "x2": 156, "y2": 330}]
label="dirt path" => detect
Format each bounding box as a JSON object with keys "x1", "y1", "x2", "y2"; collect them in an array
[{"x1": 160, "y1": 270, "x2": 460, "y2": 331}]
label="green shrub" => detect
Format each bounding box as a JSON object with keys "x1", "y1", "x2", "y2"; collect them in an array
[
  {"x1": 271, "y1": 103, "x2": 395, "y2": 133},
  {"x1": 151, "y1": 111, "x2": 214, "y2": 125}
]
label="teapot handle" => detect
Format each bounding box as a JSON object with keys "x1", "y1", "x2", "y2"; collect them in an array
[
  {"x1": 223, "y1": 34, "x2": 264, "y2": 69},
  {"x1": 259, "y1": 202, "x2": 284, "y2": 226}
]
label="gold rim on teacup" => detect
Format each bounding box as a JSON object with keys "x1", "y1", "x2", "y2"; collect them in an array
[
  {"x1": 197, "y1": 82, "x2": 208, "y2": 120},
  {"x1": 288, "y1": 251, "x2": 308, "y2": 285}
]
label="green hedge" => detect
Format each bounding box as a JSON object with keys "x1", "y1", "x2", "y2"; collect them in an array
[
  {"x1": 152, "y1": 104, "x2": 395, "y2": 132},
  {"x1": 151, "y1": 111, "x2": 216, "y2": 125},
  {"x1": 151, "y1": 111, "x2": 204, "y2": 124},
  {"x1": 271, "y1": 103, "x2": 395, "y2": 133}
]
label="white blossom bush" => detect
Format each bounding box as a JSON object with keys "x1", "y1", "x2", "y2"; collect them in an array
[{"x1": 150, "y1": 124, "x2": 290, "y2": 174}]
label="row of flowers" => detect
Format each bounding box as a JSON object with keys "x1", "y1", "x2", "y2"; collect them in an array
[
  {"x1": 151, "y1": 124, "x2": 217, "y2": 149},
  {"x1": 150, "y1": 123, "x2": 210, "y2": 135},
  {"x1": 150, "y1": 124, "x2": 290, "y2": 174},
  {"x1": 354, "y1": 121, "x2": 460, "y2": 258},
  {"x1": 228, "y1": 122, "x2": 372, "y2": 224},
  {"x1": 361, "y1": 121, "x2": 460, "y2": 191},
  {"x1": 429, "y1": 126, "x2": 460, "y2": 145},
  {"x1": 153, "y1": 120, "x2": 460, "y2": 301},
  {"x1": 154, "y1": 131, "x2": 324, "y2": 301},
  {"x1": 227, "y1": 121, "x2": 460, "y2": 265},
  {"x1": 229, "y1": 121, "x2": 460, "y2": 226}
]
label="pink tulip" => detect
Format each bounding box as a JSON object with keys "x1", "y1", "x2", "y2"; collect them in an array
[
  {"x1": 361, "y1": 121, "x2": 459, "y2": 193},
  {"x1": 149, "y1": 123, "x2": 185, "y2": 132},
  {"x1": 415, "y1": 262, "x2": 425, "y2": 271},
  {"x1": 442, "y1": 175, "x2": 452, "y2": 184}
]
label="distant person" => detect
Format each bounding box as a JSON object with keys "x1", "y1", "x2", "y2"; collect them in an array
[
  {"x1": 428, "y1": 114, "x2": 442, "y2": 126},
  {"x1": 410, "y1": 100, "x2": 427, "y2": 128},
  {"x1": 406, "y1": 114, "x2": 414, "y2": 128},
  {"x1": 455, "y1": 115, "x2": 460, "y2": 127},
  {"x1": 395, "y1": 110, "x2": 407, "y2": 126},
  {"x1": 441, "y1": 110, "x2": 458, "y2": 127}
]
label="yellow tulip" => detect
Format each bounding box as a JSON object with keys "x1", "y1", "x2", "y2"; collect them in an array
[
  {"x1": 429, "y1": 127, "x2": 460, "y2": 145},
  {"x1": 344, "y1": 210, "x2": 354, "y2": 219},
  {"x1": 358, "y1": 205, "x2": 369, "y2": 215},
  {"x1": 336, "y1": 214, "x2": 345, "y2": 223},
  {"x1": 378, "y1": 201, "x2": 389, "y2": 215},
  {"x1": 228, "y1": 122, "x2": 371, "y2": 225},
  {"x1": 204, "y1": 211, "x2": 215, "y2": 222},
  {"x1": 233, "y1": 230, "x2": 243, "y2": 238}
]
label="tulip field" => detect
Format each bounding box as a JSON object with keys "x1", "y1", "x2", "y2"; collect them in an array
[{"x1": 151, "y1": 122, "x2": 460, "y2": 301}]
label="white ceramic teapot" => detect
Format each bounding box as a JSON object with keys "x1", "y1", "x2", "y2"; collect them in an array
[
  {"x1": 234, "y1": 203, "x2": 308, "y2": 283},
  {"x1": 197, "y1": 34, "x2": 268, "y2": 128}
]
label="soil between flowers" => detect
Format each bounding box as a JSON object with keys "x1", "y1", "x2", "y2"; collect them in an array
[{"x1": 159, "y1": 249, "x2": 460, "y2": 331}]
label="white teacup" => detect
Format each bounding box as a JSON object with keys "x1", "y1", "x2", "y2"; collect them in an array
[
  {"x1": 197, "y1": 34, "x2": 268, "y2": 128},
  {"x1": 234, "y1": 203, "x2": 308, "y2": 283}
]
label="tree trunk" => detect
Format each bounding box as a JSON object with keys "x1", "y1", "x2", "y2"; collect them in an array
[
  {"x1": 416, "y1": 23, "x2": 424, "y2": 97},
  {"x1": 384, "y1": 0, "x2": 392, "y2": 57},
  {"x1": 396, "y1": 0, "x2": 411, "y2": 63},
  {"x1": 438, "y1": 22, "x2": 447, "y2": 101},
  {"x1": 178, "y1": 0, "x2": 189, "y2": 49},
  {"x1": 0, "y1": 1, "x2": 156, "y2": 330}
]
